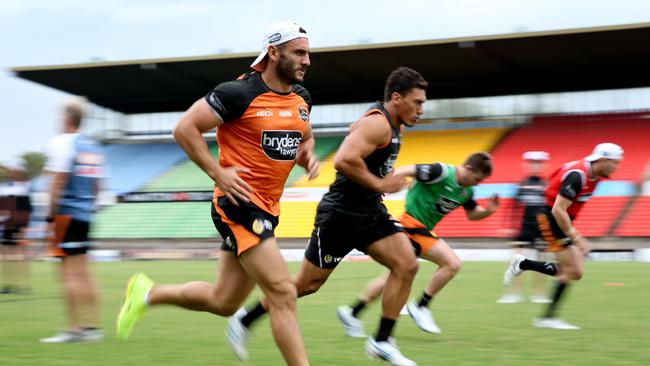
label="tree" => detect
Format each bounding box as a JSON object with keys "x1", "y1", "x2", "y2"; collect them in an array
[{"x1": 20, "y1": 152, "x2": 46, "y2": 180}]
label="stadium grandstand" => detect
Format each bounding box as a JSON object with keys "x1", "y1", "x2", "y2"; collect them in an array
[{"x1": 12, "y1": 22, "x2": 650, "y2": 244}]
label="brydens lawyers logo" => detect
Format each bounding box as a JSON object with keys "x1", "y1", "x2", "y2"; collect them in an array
[{"x1": 261, "y1": 130, "x2": 303, "y2": 160}]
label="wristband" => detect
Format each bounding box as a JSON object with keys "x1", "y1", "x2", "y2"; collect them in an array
[{"x1": 566, "y1": 228, "x2": 581, "y2": 241}]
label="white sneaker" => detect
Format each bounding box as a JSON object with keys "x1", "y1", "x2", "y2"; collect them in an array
[
  {"x1": 406, "y1": 300, "x2": 441, "y2": 334},
  {"x1": 80, "y1": 328, "x2": 104, "y2": 342},
  {"x1": 503, "y1": 254, "x2": 526, "y2": 286},
  {"x1": 496, "y1": 294, "x2": 525, "y2": 304},
  {"x1": 336, "y1": 305, "x2": 366, "y2": 338},
  {"x1": 365, "y1": 337, "x2": 417, "y2": 366},
  {"x1": 533, "y1": 318, "x2": 580, "y2": 330},
  {"x1": 39, "y1": 330, "x2": 82, "y2": 343},
  {"x1": 226, "y1": 308, "x2": 251, "y2": 361},
  {"x1": 529, "y1": 295, "x2": 552, "y2": 304}
]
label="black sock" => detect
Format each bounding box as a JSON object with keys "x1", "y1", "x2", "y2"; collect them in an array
[
  {"x1": 240, "y1": 302, "x2": 267, "y2": 328},
  {"x1": 543, "y1": 281, "x2": 568, "y2": 318},
  {"x1": 351, "y1": 300, "x2": 366, "y2": 318},
  {"x1": 417, "y1": 292, "x2": 432, "y2": 308},
  {"x1": 375, "y1": 317, "x2": 396, "y2": 342},
  {"x1": 520, "y1": 259, "x2": 558, "y2": 276}
]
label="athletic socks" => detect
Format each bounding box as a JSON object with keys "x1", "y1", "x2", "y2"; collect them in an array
[
  {"x1": 351, "y1": 300, "x2": 366, "y2": 317},
  {"x1": 544, "y1": 281, "x2": 568, "y2": 318},
  {"x1": 143, "y1": 289, "x2": 150, "y2": 305},
  {"x1": 375, "y1": 317, "x2": 396, "y2": 342},
  {"x1": 240, "y1": 302, "x2": 267, "y2": 328},
  {"x1": 520, "y1": 259, "x2": 558, "y2": 276},
  {"x1": 417, "y1": 292, "x2": 433, "y2": 308}
]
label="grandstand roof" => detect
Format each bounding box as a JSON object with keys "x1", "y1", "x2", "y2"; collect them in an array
[{"x1": 12, "y1": 22, "x2": 650, "y2": 114}]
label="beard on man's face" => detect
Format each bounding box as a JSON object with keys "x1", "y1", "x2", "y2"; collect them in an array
[{"x1": 277, "y1": 52, "x2": 305, "y2": 84}]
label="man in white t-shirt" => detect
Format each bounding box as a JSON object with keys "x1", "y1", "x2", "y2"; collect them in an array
[{"x1": 40, "y1": 98, "x2": 105, "y2": 344}]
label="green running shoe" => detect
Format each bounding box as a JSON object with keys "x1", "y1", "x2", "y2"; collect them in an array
[{"x1": 116, "y1": 272, "x2": 153, "y2": 340}]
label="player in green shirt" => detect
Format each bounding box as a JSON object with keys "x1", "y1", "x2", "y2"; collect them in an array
[{"x1": 337, "y1": 152, "x2": 499, "y2": 337}]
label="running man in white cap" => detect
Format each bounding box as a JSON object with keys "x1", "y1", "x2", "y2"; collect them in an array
[
  {"x1": 497, "y1": 151, "x2": 551, "y2": 304},
  {"x1": 503, "y1": 143, "x2": 623, "y2": 329},
  {"x1": 116, "y1": 21, "x2": 317, "y2": 366}
]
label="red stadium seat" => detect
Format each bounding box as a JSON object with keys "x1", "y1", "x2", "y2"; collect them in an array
[
  {"x1": 573, "y1": 197, "x2": 630, "y2": 237},
  {"x1": 486, "y1": 111, "x2": 650, "y2": 183},
  {"x1": 614, "y1": 196, "x2": 650, "y2": 236}
]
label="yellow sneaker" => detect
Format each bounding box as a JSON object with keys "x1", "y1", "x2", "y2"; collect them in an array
[{"x1": 116, "y1": 273, "x2": 153, "y2": 340}]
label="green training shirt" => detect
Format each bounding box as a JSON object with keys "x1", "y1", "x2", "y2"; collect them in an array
[{"x1": 405, "y1": 163, "x2": 477, "y2": 230}]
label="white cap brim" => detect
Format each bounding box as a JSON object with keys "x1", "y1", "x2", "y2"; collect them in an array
[
  {"x1": 250, "y1": 49, "x2": 269, "y2": 72},
  {"x1": 585, "y1": 142, "x2": 624, "y2": 161},
  {"x1": 522, "y1": 151, "x2": 549, "y2": 161},
  {"x1": 584, "y1": 153, "x2": 623, "y2": 161}
]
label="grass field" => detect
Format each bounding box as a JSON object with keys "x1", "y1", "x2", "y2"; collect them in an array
[{"x1": 1, "y1": 260, "x2": 648, "y2": 365}]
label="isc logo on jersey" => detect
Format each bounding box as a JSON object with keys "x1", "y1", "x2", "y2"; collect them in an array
[{"x1": 261, "y1": 130, "x2": 303, "y2": 160}]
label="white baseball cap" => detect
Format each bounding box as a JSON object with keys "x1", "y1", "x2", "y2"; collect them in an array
[
  {"x1": 250, "y1": 21, "x2": 308, "y2": 72},
  {"x1": 522, "y1": 151, "x2": 549, "y2": 161},
  {"x1": 584, "y1": 143, "x2": 624, "y2": 161}
]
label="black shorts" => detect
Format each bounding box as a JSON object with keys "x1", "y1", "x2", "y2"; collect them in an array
[
  {"x1": 304, "y1": 205, "x2": 405, "y2": 269},
  {"x1": 48, "y1": 215, "x2": 91, "y2": 257},
  {"x1": 511, "y1": 223, "x2": 544, "y2": 249},
  {"x1": 2, "y1": 225, "x2": 25, "y2": 246},
  {"x1": 1, "y1": 196, "x2": 32, "y2": 245},
  {"x1": 536, "y1": 208, "x2": 573, "y2": 253},
  {"x1": 211, "y1": 197, "x2": 278, "y2": 256},
  {"x1": 15, "y1": 196, "x2": 32, "y2": 213}
]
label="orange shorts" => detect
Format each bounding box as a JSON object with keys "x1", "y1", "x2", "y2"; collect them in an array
[
  {"x1": 399, "y1": 212, "x2": 440, "y2": 256},
  {"x1": 211, "y1": 197, "x2": 278, "y2": 256}
]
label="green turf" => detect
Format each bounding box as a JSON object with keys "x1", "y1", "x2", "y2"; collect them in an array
[{"x1": 1, "y1": 261, "x2": 648, "y2": 365}]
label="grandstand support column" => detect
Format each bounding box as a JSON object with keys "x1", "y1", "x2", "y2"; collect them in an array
[{"x1": 608, "y1": 187, "x2": 640, "y2": 236}]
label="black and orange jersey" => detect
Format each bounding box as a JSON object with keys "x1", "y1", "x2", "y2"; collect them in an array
[
  {"x1": 318, "y1": 102, "x2": 401, "y2": 219},
  {"x1": 205, "y1": 72, "x2": 312, "y2": 216}
]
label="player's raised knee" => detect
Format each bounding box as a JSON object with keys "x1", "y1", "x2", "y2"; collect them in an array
[
  {"x1": 448, "y1": 258, "x2": 461, "y2": 275},
  {"x1": 296, "y1": 276, "x2": 326, "y2": 297}
]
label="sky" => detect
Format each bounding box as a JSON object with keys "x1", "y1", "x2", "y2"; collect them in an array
[{"x1": 1, "y1": 0, "x2": 649, "y2": 165}]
